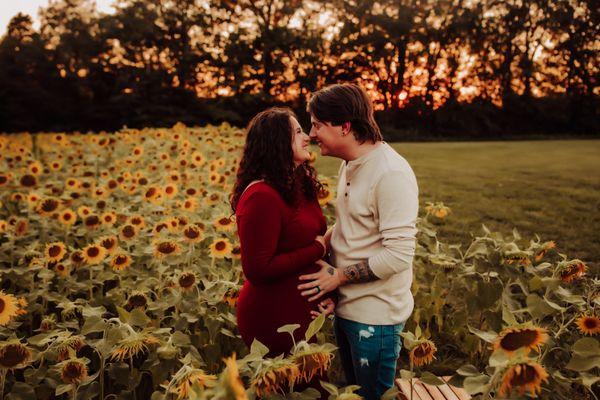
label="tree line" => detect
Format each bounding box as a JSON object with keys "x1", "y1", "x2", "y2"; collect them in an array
[{"x1": 0, "y1": 0, "x2": 597, "y2": 139}]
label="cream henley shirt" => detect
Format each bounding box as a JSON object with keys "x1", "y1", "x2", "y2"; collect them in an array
[{"x1": 330, "y1": 141, "x2": 419, "y2": 325}]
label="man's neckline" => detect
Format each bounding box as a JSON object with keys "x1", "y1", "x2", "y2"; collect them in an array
[{"x1": 345, "y1": 141, "x2": 386, "y2": 167}]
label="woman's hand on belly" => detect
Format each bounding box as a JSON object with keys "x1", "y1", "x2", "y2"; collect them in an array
[{"x1": 310, "y1": 297, "x2": 335, "y2": 319}]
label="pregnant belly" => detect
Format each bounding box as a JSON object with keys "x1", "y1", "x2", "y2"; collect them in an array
[{"x1": 236, "y1": 264, "x2": 321, "y2": 355}]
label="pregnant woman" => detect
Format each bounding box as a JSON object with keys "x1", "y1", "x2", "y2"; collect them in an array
[{"x1": 230, "y1": 107, "x2": 335, "y2": 359}]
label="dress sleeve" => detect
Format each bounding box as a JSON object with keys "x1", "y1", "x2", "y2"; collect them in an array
[{"x1": 237, "y1": 188, "x2": 325, "y2": 285}]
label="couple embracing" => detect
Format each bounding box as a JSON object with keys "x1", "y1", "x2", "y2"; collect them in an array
[{"x1": 230, "y1": 83, "x2": 419, "y2": 400}]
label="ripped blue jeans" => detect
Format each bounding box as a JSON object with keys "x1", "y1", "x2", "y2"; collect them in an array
[{"x1": 334, "y1": 316, "x2": 404, "y2": 400}]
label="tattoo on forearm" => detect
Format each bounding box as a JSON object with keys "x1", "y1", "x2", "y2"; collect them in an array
[
  {"x1": 343, "y1": 261, "x2": 379, "y2": 283},
  {"x1": 327, "y1": 267, "x2": 335, "y2": 276}
]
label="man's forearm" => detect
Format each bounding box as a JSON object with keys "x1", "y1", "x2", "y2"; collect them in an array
[{"x1": 338, "y1": 260, "x2": 379, "y2": 285}]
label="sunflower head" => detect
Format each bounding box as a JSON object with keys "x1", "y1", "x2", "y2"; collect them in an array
[
  {"x1": 54, "y1": 335, "x2": 85, "y2": 361},
  {"x1": 0, "y1": 340, "x2": 32, "y2": 369},
  {"x1": 575, "y1": 314, "x2": 600, "y2": 336},
  {"x1": 127, "y1": 292, "x2": 148, "y2": 309},
  {"x1": 222, "y1": 353, "x2": 247, "y2": 400},
  {"x1": 209, "y1": 238, "x2": 233, "y2": 259},
  {"x1": 82, "y1": 244, "x2": 107, "y2": 265},
  {"x1": 153, "y1": 240, "x2": 181, "y2": 259},
  {"x1": 534, "y1": 241, "x2": 556, "y2": 262},
  {"x1": 251, "y1": 358, "x2": 301, "y2": 398},
  {"x1": 0, "y1": 291, "x2": 23, "y2": 326},
  {"x1": 178, "y1": 271, "x2": 197, "y2": 292},
  {"x1": 119, "y1": 224, "x2": 138, "y2": 241},
  {"x1": 110, "y1": 332, "x2": 160, "y2": 362},
  {"x1": 409, "y1": 339, "x2": 437, "y2": 367},
  {"x1": 111, "y1": 253, "x2": 132, "y2": 271},
  {"x1": 317, "y1": 186, "x2": 334, "y2": 206},
  {"x1": 498, "y1": 360, "x2": 549, "y2": 397},
  {"x1": 223, "y1": 287, "x2": 240, "y2": 308},
  {"x1": 557, "y1": 259, "x2": 587, "y2": 283},
  {"x1": 99, "y1": 235, "x2": 119, "y2": 254},
  {"x1": 45, "y1": 242, "x2": 67, "y2": 262},
  {"x1": 214, "y1": 216, "x2": 234, "y2": 231},
  {"x1": 60, "y1": 358, "x2": 89, "y2": 385},
  {"x1": 167, "y1": 365, "x2": 217, "y2": 400},
  {"x1": 292, "y1": 346, "x2": 334, "y2": 383},
  {"x1": 493, "y1": 324, "x2": 548, "y2": 356}
]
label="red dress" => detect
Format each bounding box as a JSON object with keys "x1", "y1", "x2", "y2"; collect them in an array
[{"x1": 235, "y1": 182, "x2": 329, "y2": 357}]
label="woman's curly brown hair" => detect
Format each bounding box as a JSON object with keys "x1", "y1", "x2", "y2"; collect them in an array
[{"x1": 230, "y1": 107, "x2": 322, "y2": 212}]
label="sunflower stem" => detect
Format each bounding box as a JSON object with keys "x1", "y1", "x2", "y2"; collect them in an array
[{"x1": 0, "y1": 369, "x2": 7, "y2": 400}]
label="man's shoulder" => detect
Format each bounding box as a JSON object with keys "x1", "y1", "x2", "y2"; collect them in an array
[{"x1": 371, "y1": 143, "x2": 414, "y2": 175}]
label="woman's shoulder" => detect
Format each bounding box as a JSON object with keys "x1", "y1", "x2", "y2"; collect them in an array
[{"x1": 237, "y1": 181, "x2": 283, "y2": 208}]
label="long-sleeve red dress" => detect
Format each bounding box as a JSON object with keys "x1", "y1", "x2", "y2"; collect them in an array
[{"x1": 235, "y1": 181, "x2": 330, "y2": 358}]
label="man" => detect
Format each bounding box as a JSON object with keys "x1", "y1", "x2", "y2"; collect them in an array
[{"x1": 297, "y1": 83, "x2": 419, "y2": 400}]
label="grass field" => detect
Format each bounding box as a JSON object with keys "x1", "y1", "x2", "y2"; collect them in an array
[{"x1": 314, "y1": 140, "x2": 600, "y2": 269}]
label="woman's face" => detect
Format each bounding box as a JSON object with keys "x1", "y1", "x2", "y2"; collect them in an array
[{"x1": 290, "y1": 116, "x2": 311, "y2": 165}]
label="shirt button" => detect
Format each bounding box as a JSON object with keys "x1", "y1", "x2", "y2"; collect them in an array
[
  {"x1": 344, "y1": 193, "x2": 348, "y2": 197},
  {"x1": 346, "y1": 182, "x2": 350, "y2": 186}
]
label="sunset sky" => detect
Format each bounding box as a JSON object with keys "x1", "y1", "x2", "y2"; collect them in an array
[{"x1": 0, "y1": 0, "x2": 115, "y2": 34}]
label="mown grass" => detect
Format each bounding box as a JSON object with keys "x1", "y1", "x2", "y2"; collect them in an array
[{"x1": 314, "y1": 140, "x2": 600, "y2": 269}]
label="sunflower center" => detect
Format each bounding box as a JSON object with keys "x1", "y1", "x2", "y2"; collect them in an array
[
  {"x1": 185, "y1": 228, "x2": 199, "y2": 239},
  {"x1": 0, "y1": 344, "x2": 29, "y2": 368},
  {"x1": 115, "y1": 255, "x2": 128, "y2": 265},
  {"x1": 63, "y1": 213, "x2": 72, "y2": 220},
  {"x1": 71, "y1": 252, "x2": 84, "y2": 263},
  {"x1": 87, "y1": 247, "x2": 100, "y2": 257},
  {"x1": 101, "y1": 238, "x2": 115, "y2": 249},
  {"x1": 179, "y1": 274, "x2": 196, "y2": 288},
  {"x1": 85, "y1": 215, "x2": 99, "y2": 226},
  {"x1": 42, "y1": 200, "x2": 58, "y2": 212},
  {"x1": 158, "y1": 242, "x2": 176, "y2": 254},
  {"x1": 215, "y1": 241, "x2": 226, "y2": 251},
  {"x1": 128, "y1": 295, "x2": 147, "y2": 307},
  {"x1": 0, "y1": 176, "x2": 7, "y2": 184},
  {"x1": 48, "y1": 245, "x2": 62, "y2": 257},
  {"x1": 499, "y1": 329, "x2": 539, "y2": 351},
  {"x1": 63, "y1": 362, "x2": 85, "y2": 379},
  {"x1": 122, "y1": 225, "x2": 135, "y2": 237},
  {"x1": 584, "y1": 318, "x2": 598, "y2": 329},
  {"x1": 414, "y1": 343, "x2": 432, "y2": 358},
  {"x1": 20, "y1": 175, "x2": 36, "y2": 187},
  {"x1": 0, "y1": 298, "x2": 5, "y2": 313},
  {"x1": 219, "y1": 218, "x2": 230, "y2": 225}
]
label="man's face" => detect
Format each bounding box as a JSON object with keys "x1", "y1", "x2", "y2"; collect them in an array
[{"x1": 309, "y1": 115, "x2": 343, "y2": 157}]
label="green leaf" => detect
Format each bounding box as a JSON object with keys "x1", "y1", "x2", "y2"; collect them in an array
[
  {"x1": 400, "y1": 369, "x2": 415, "y2": 380},
  {"x1": 55, "y1": 384, "x2": 73, "y2": 396},
  {"x1": 526, "y1": 293, "x2": 556, "y2": 319},
  {"x1": 277, "y1": 323, "x2": 301, "y2": 336},
  {"x1": 81, "y1": 316, "x2": 106, "y2": 335},
  {"x1": 467, "y1": 325, "x2": 497, "y2": 343},
  {"x1": 130, "y1": 309, "x2": 150, "y2": 327},
  {"x1": 116, "y1": 306, "x2": 130, "y2": 324},
  {"x1": 380, "y1": 386, "x2": 401, "y2": 399},
  {"x1": 319, "y1": 381, "x2": 339, "y2": 395},
  {"x1": 305, "y1": 313, "x2": 325, "y2": 342},
  {"x1": 250, "y1": 339, "x2": 269, "y2": 358},
  {"x1": 457, "y1": 364, "x2": 480, "y2": 377},
  {"x1": 489, "y1": 349, "x2": 512, "y2": 368},
  {"x1": 578, "y1": 372, "x2": 600, "y2": 389},
  {"x1": 463, "y1": 374, "x2": 490, "y2": 395},
  {"x1": 566, "y1": 338, "x2": 600, "y2": 372},
  {"x1": 572, "y1": 338, "x2": 600, "y2": 356},
  {"x1": 420, "y1": 372, "x2": 446, "y2": 386}
]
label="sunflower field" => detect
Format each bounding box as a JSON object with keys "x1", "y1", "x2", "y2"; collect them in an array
[{"x1": 0, "y1": 124, "x2": 598, "y2": 400}]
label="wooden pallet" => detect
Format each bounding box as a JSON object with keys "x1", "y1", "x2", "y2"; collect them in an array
[{"x1": 395, "y1": 376, "x2": 471, "y2": 400}]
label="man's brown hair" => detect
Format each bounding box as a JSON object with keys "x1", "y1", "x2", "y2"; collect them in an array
[{"x1": 308, "y1": 83, "x2": 383, "y2": 143}]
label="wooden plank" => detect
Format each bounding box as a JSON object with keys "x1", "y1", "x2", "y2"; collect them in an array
[
  {"x1": 420, "y1": 382, "x2": 449, "y2": 400},
  {"x1": 441, "y1": 376, "x2": 471, "y2": 400},
  {"x1": 396, "y1": 378, "x2": 420, "y2": 400},
  {"x1": 436, "y1": 382, "x2": 460, "y2": 400},
  {"x1": 413, "y1": 381, "x2": 434, "y2": 400}
]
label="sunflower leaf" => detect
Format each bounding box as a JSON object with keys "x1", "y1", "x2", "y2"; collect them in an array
[
  {"x1": 467, "y1": 325, "x2": 497, "y2": 343},
  {"x1": 420, "y1": 372, "x2": 446, "y2": 386},
  {"x1": 305, "y1": 313, "x2": 325, "y2": 342}
]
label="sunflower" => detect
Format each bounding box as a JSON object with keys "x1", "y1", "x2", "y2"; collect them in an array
[
  {"x1": 99, "y1": 235, "x2": 119, "y2": 254},
  {"x1": 575, "y1": 314, "x2": 600, "y2": 336},
  {"x1": 127, "y1": 292, "x2": 148, "y2": 309},
  {"x1": 70, "y1": 250, "x2": 85, "y2": 268},
  {"x1": 167, "y1": 365, "x2": 217, "y2": 400},
  {"x1": 0, "y1": 220, "x2": 7, "y2": 233},
  {"x1": 0, "y1": 173, "x2": 10, "y2": 187},
  {"x1": 27, "y1": 161, "x2": 43, "y2": 176},
  {"x1": 317, "y1": 186, "x2": 334, "y2": 206},
  {"x1": 0, "y1": 291, "x2": 22, "y2": 326},
  {"x1": 214, "y1": 216, "x2": 235, "y2": 232},
  {"x1": 128, "y1": 215, "x2": 146, "y2": 229},
  {"x1": 178, "y1": 271, "x2": 197, "y2": 292},
  {"x1": 19, "y1": 174, "x2": 37, "y2": 188},
  {"x1": 100, "y1": 211, "x2": 117, "y2": 227},
  {"x1": 534, "y1": 241, "x2": 556, "y2": 262},
  {"x1": 45, "y1": 241, "x2": 67, "y2": 262},
  {"x1": 119, "y1": 224, "x2": 138, "y2": 242},
  {"x1": 163, "y1": 184, "x2": 179, "y2": 198},
  {"x1": 83, "y1": 214, "x2": 101, "y2": 230},
  {"x1": 503, "y1": 251, "x2": 532, "y2": 268},
  {"x1": 77, "y1": 205, "x2": 92, "y2": 219},
  {"x1": 209, "y1": 238, "x2": 233, "y2": 259},
  {"x1": 153, "y1": 240, "x2": 181, "y2": 258},
  {"x1": 144, "y1": 186, "x2": 161, "y2": 202},
  {"x1": 409, "y1": 340, "x2": 437, "y2": 367},
  {"x1": 0, "y1": 341, "x2": 32, "y2": 369},
  {"x1": 36, "y1": 198, "x2": 61, "y2": 216},
  {"x1": 165, "y1": 217, "x2": 182, "y2": 233},
  {"x1": 109, "y1": 332, "x2": 160, "y2": 362},
  {"x1": 223, "y1": 287, "x2": 240, "y2": 308},
  {"x1": 26, "y1": 193, "x2": 41, "y2": 208},
  {"x1": 54, "y1": 336, "x2": 85, "y2": 361},
  {"x1": 14, "y1": 218, "x2": 29, "y2": 236},
  {"x1": 251, "y1": 359, "x2": 301, "y2": 398},
  {"x1": 181, "y1": 197, "x2": 198, "y2": 212},
  {"x1": 231, "y1": 245, "x2": 241, "y2": 260},
  {"x1": 205, "y1": 192, "x2": 221, "y2": 206},
  {"x1": 81, "y1": 244, "x2": 107, "y2": 265},
  {"x1": 191, "y1": 151, "x2": 205, "y2": 165},
  {"x1": 58, "y1": 209, "x2": 77, "y2": 226},
  {"x1": 425, "y1": 202, "x2": 451, "y2": 220},
  {"x1": 132, "y1": 146, "x2": 144, "y2": 157},
  {"x1": 182, "y1": 225, "x2": 204, "y2": 244},
  {"x1": 557, "y1": 259, "x2": 587, "y2": 283},
  {"x1": 222, "y1": 353, "x2": 247, "y2": 400},
  {"x1": 111, "y1": 254, "x2": 132, "y2": 271},
  {"x1": 498, "y1": 360, "x2": 549, "y2": 398},
  {"x1": 65, "y1": 178, "x2": 80, "y2": 190},
  {"x1": 493, "y1": 325, "x2": 548, "y2": 355},
  {"x1": 293, "y1": 347, "x2": 334, "y2": 383},
  {"x1": 54, "y1": 263, "x2": 70, "y2": 277},
  {"x1": 40, "y1": 315, "x2": 56, "y2": 332},
  {"x1": 60, "y1": 359, "x2": 88, "y2": 384}
]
